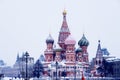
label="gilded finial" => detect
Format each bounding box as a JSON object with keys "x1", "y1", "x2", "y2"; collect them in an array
[{"x1": 63, "y1": 9, "x2": 67, "y2": 15}]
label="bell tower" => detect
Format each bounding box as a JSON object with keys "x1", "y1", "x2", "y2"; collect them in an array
[{"x1": 95, "y1": 40, "x2": 103, "y2": 66}]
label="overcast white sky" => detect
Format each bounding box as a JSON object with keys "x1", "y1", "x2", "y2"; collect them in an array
[{"x1": 0, "y1": 0, "x2": 120, "y2": 66}]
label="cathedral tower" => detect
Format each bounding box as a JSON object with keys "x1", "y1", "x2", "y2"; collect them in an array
[
  {"x1": 58, "y1": 10, "x2": 70, "y2": 49},
  {"x1": 44, "y1": 34, "x2": 54, "y2": 62},
  {"x1": 65, "y1": 35, "x2": 76, "y2": 65},
  {"x1": 78, "y1": 34, "x2": 89, "y2": 62}
]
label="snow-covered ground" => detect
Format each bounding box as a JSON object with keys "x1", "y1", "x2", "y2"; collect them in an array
[
  {"x1": 3, "y1": 77, "x2": 21, "y2": 80},
  {"x1": 3, "y1": 77, "x2": 34, "y2": 80},
  {"x1": 2, "y1": 77, "x2": 120, "y2": 80}
]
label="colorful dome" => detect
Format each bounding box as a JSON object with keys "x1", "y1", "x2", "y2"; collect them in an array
[
  {"x1": 65, "y1": 35, "x2": 76, "y2": 45},
  {"x1": 46, "y1": 34, "x2": 54, "y2": 44},
  {"x1": 75, "y1": 47, "x2": 82, "y2": 53},
  {"x1": 78, "y1": 34, "x2": 89, "y2": 47}
]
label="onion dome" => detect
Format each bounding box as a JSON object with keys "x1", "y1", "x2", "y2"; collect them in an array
[
  {"x1": 46, "y1": 34, "x2": 54, "y2": 44},
  {"x1": 78, "y1": 34, "x2": 89, "y2": 47},
  {"x1": 75, "y1": 47, "x2": 82, "y2": 53},
  {"x1": 65, "y1": 35, "x2": 76, "y2": 45},
  {"x1": 54, "y1": 44, "x2": 63, "y2": 52}
]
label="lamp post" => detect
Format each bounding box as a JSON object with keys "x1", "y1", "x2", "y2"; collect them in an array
[
  {"x1": 74, "y1": 66, "x2": 76, "y2": 80},
  {"x1": 21, "y1": 55, "x2": 24, "y2": 80},
  {"x1": 25, "y1": 52, "x2": 29, "y2": 80},
  {"x1": 55, "y1": 61, "x2": 58, "y2": 80},
  {"x1": 63, "y1": 70, "x2": 66, "y2": 80}
]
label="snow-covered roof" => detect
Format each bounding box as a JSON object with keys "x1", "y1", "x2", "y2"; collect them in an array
[
  {"x1": 65, "y1": 35, "x2": 76, "y2": 45},
  {"x1": 106, "y1": 58, "x2": 120, "y2": 62}
]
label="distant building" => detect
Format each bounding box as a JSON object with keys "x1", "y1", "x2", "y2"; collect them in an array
[
  {"x1": 90, "y1": 40, "x2": 116, "y2": 77},
  {"x1": 0, "y1": 66, "x2": 12, "y2": 77},
  {"x1": 1, "y1": 52, "x2": 34, "y2": 78},
  {"x1": 13, "y1": 52, "x2": 34, "y2": 78},
  {"x1": 106, "y1": 58, "x2": 120, "y2": 77}
]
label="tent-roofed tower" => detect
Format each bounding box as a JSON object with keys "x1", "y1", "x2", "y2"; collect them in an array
[
  {"x1": 58, "y1": 10, "x2": 70, "y2": 49},
  {"x1": 96, "y1": 40, "x2": 102, "y2": 58},
  {"x1": 95, "y1": 40, "x2": 103, "y2": 66}
]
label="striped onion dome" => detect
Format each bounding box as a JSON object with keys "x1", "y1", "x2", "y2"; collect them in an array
[{"x1": 78, "y1": 34, "x2": 89, "y2": 47}]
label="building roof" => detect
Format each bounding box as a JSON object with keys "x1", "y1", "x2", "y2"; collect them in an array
[
  {"x1": 65, "y1": 35, "x2": 76, "y2": 45},
  {"x1": 95, "y1": 40, "x2": 103, "y2": 58},
  {"x1": 60, "y1": 9, "x2": 70, "y2": 33}
]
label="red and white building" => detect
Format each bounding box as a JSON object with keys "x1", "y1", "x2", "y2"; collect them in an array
[{"x1": 43, "y1": 10, "x2": 90, "y2": 78}]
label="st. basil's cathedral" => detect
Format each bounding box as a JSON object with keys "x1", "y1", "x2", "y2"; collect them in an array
[{"x1": 43, "y1": 10, "x2": 89, "y2": 77}]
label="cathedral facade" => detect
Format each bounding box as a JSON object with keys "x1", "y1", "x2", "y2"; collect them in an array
[{"x1": 43, "y1": 10, "x2": 90, "y2": 78}]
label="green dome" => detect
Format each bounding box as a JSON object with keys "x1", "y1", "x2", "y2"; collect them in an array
[
  {"x1": 75, "y1": 47, "x2": 82, "y2": 53},
  {"x1": 78, "y1": 34, "x2": 89, "y2": 47}
]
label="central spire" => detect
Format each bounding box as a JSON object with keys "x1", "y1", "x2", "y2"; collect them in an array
[
  {"x1": 58, "y1": 10, "x2": 70, "y2": 49},
  {"x1": 61, "y1": 9, "x2": 70, "y2": 32},
  {"x1": 63, "y1": 9, "x2": 67, "y2": 21}
]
